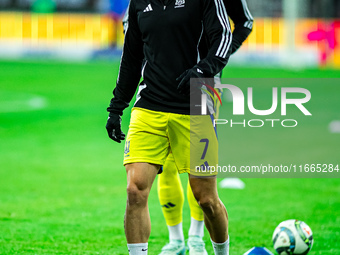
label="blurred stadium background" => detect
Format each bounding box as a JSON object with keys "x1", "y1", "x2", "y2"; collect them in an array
[
  {"x1": 0, "y1": 0, "x2": 129, "y2": 60},
  {"x1": 0, "y1": 0, "x2": 340, "y2": 67},
  {"x1": 0, "y1": 0, "x2": 339, "y2": 254}
]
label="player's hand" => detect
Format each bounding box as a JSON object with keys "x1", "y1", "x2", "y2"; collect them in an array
[
  {"x1": 176, "y1": 67, "x2": 205, "y2": 95},
  {"x1": 106, "y1": 113, "x2": 126, "y2": 143}
]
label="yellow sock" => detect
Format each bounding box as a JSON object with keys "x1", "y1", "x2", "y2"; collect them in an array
[{"x1": 157, "y1": 154, "x2": 184, "y2": 227}]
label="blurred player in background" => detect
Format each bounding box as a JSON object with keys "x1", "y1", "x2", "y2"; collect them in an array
[
  {"x1": 106, "y1": 0, "x2": 233, "y2": 254},
  {"x1": 122, "y1": 1, "x2": 253, "y2": 254}
]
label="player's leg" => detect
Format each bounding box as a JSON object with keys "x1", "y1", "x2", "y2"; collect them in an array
[
  {"x1": 125, "y1": 162, "x2": 160, "y2": 245},
  {"x1": 188, "y1": 113, "x2": 229, "y2": 254},
  {"x1": 187, "y1": 181, "x2": 204, "y2": 237},
  {"x1": 168, "y1": 112, "x2": 229, "y2": 254},
  {"x1": 187, "y1": 113, "x2": 228, "y2": 245},
  {"x1": 123, "y1": 108, "x2": 171, "y2": 254},
  {"x1": 158, "y1": 154, "x2": 185, "y2": 238},
  {"x1": 189, "y1": 175, "x2": 229, "y2": 255},
  {"x1": 157, "y1": 154, "x2": 186, "y2": 255},
  {"x1": 187, "y1": 181, "x2": 208, "y2": 255}
]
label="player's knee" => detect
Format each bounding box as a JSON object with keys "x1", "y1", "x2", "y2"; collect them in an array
[
  {"x1": 197, "y1": 197, "x2": 217, "y2": 217},
  {"x1": 198, "y1": 197, "x2": 214, "y2": 210},
  {"x1": 126, "y1": 183, "x2": 148, "y2": 207}
]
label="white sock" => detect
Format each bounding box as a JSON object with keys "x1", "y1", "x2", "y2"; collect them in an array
[
  {"x1": 188, "y1": 217, "x2": 204, "y2": 238},
  {"x1": 211, "y1": 237, "x2": 229, "y2": 255},
  {"x1": 127, "y1": 243, "x2": 148, "y2": 255},
  {"x1": 168, "y1": 222, "x2": 184, "y2": 242}
]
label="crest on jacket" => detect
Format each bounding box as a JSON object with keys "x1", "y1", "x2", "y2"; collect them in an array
[{"x1": 175, "y1": 0, "x2": 185, "y2": 8}]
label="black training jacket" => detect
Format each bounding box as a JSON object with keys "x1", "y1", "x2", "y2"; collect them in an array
[
  {"x1": 226, "y1": 0, "x2": 253, "y2": 54},
  {"x1": 108, "y1": 0, "x2": 232, "y2": 115},
  {"x1": 123, "y1": 0, "x2": 253, "y2": 55}
]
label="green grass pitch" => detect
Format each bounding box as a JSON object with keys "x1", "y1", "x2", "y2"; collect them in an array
[{"x1": 0, "y1": 59, "x2": 339, "y2": 254}]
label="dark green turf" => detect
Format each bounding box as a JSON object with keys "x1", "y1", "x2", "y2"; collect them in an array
[{"x1": 0, "y1": 60, "x2": 339, "y2": 254}]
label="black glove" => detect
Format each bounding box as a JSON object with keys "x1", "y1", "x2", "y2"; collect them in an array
[
  {"x1": 176, "y1": 67, "x2": 206, "y2": 95},
  {"x1": 106, "y1": 113, "x2": 126, "y2": 143}
]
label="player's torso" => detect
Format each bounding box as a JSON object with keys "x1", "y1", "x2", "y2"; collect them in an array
[
  {"x1": 135, "y1": 0, "x2": 202, "y2": 36},
  {"x1": 134, "y1": 0, "x2": 203, "y2": 65},
  {"x1": 132, "y1": 0, "x2": 205, "y2": 114}
]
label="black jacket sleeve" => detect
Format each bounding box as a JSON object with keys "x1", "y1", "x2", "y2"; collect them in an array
[
  {"x1": 196, "y1": 0, "x2": 232, "y2": 77},
  {"x1": 225, "y1": 0, "x2": 253, "y2": 54},
  {"x1": 107, "y1": 0, "x2": 144, "y2": 116}
]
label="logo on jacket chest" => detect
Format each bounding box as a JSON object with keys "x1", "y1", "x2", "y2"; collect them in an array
[{"x1": 174, "y1": 0, "x2": 185, "y2": 8}]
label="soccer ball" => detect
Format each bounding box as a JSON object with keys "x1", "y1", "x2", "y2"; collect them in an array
[{"x1": 272, "y1": 219, "x2": 313, "y2": 255}]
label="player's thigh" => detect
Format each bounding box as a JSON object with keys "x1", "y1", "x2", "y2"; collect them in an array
[
  {"x1": 167, "y1": 114, "x2": 190, "y2": 174},
  {"x1": 124, "y1": 108, "x2": 170, "y2": 166},
  {"x1": 189, "y1": 175, "x2": 218, "y2": 202},
  {"x1": 168, "y1": 114, "x2": 218, "y2": 176},
  {"x1": 190, "y1": 115, "x2": 219, "y2": 176},
  {"x1": 126, "y1": 162, "x2": 160, "y2": 197}
]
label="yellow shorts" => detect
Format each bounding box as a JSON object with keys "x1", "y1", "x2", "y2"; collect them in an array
[{"x1": 124, "y1": 107, "x2": 218, "y2": 176}]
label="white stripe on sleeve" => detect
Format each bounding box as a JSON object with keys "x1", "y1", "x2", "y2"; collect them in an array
[
  {"x1": 241, "y1": 0, "x2": 253, "y2": 29},
  {"x1": 214, "y1": 0, "x2": 232, "y2": 58}
]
